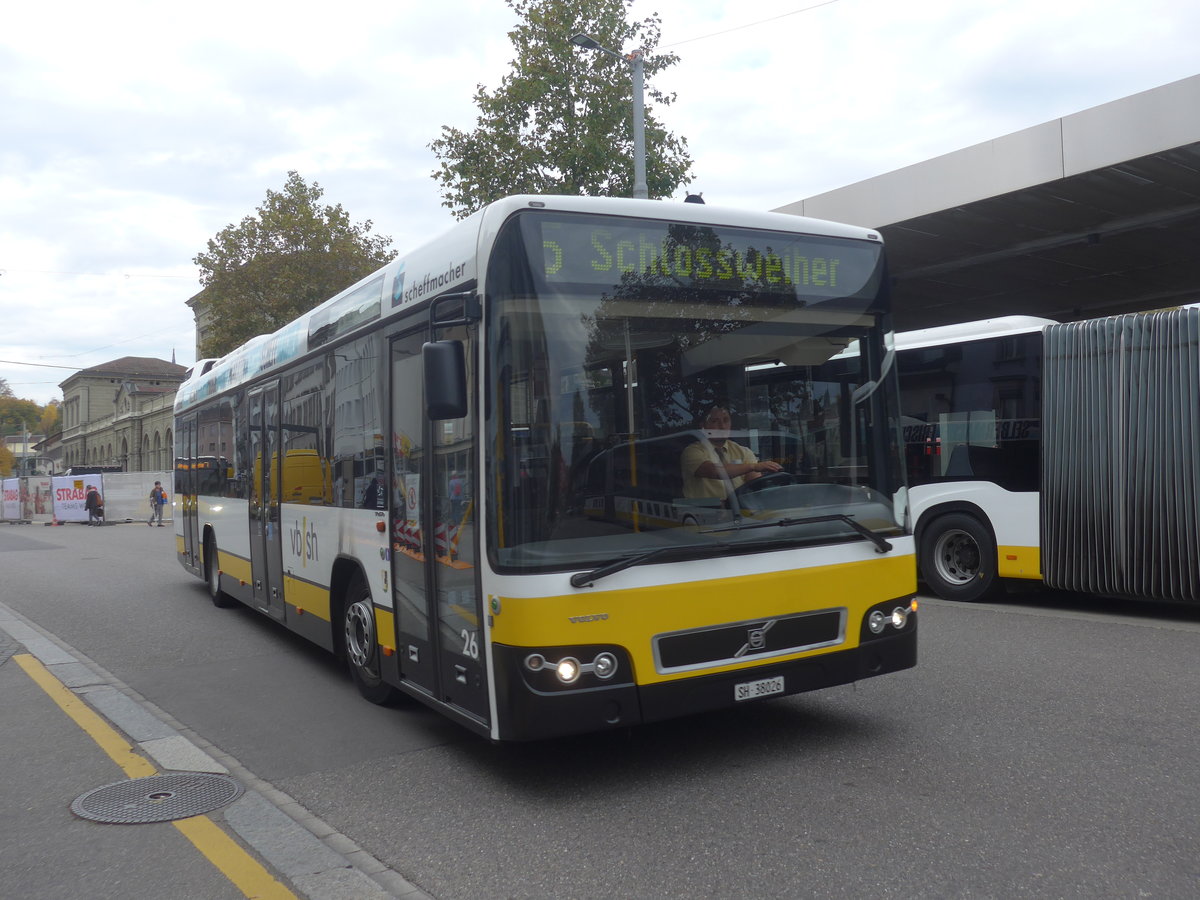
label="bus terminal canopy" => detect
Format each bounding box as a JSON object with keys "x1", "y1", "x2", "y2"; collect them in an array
[{"x1": 775, "y1": 74, "x2": 1200, "y2": 332}]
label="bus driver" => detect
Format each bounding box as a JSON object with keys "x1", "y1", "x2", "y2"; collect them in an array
[{"x1": 681, "y1": 404, "x2": 782, "y2": 499}]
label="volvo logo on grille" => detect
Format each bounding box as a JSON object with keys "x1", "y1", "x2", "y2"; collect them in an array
[{"x1": 736, "y1": 620, "x2": 776, "y2": 657}]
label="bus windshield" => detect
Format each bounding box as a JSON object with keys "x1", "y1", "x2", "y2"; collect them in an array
[{"x1": 486, "y1": 210, "x2": 904, "y2": 573}]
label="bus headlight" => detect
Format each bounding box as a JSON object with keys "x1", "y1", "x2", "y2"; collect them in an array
[
  {"x1": 516, "y1": 648, "x2": 628, "y2": 691},
  {"x1": 868, "y1": 611, "x2": 887, "y2": 634},
  {"x1": 592, "y1": 652, "x2": 618, "y2": 679},
  {"x1": 522, "y1": 648, "x2": 622, "y2": 685},
  {"x1": 555, "y1": 657, "x2": 581, "y2": 683},
  {"x1": 862, "y1": 600, "x2": 917, "y2": 641}
]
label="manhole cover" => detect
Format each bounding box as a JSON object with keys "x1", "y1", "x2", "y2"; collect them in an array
[{"x1": 71, "y1": 773, "x2": 243, "y2": 824}]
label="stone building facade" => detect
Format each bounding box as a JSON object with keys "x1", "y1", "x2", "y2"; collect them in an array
[
  {"x1": 59, "y1": 357, "x2": 187, "y2": 471},
  {"x1": 186, "y1": 288, "x2": 215, "y2": 360}
]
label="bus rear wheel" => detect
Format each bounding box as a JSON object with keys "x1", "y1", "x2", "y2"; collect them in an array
[
  {"x1": 343, "y1": 575, "x2": 399, "y2": 705},
  {"x1": 919, "y1": 512, "x2": 1003, "y2": 602},
  {"x1": 204, "y1": 534, "x2": 236, "y2": 608}
]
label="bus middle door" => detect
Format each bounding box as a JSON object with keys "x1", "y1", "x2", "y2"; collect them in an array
[{"x1": 248, "y1": 382, "x2": 286, "y2": 621}]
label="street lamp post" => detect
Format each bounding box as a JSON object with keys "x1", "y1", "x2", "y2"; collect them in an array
[{"x1": 570, "y1": 33, "x2": 648, "y2": 200}]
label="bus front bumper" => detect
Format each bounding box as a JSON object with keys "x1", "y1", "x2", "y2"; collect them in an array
[{"x1": 492, "y1": 626, "x2": 916, "y2": 741}]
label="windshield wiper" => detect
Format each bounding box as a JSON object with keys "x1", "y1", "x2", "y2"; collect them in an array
[
  {"x1": 703, "y1": 514, "x2": 893, "y2": 553},
  {"x1": 570, "y1": 544, "x2": 734, "y2": 588}
]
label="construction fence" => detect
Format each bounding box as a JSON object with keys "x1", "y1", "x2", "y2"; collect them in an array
[{"x1": 1, "y1": 472, "x2": 173, "y2": 526}]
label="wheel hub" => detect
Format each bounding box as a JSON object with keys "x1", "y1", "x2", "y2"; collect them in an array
[
  {"x1": 345, "y1": 600, "x2": 375, "y2": 668},
  {"x1": 935, "y1": 530, "x2": 980, "y2": 585}
]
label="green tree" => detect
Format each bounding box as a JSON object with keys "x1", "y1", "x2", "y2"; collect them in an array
[
  {"x1": 0, "y1": 377, "x2": 13, "y2": 398},
  {"x1": 0, "y1": 441, "x2": 13, "y2": 477},
  {"x1": 430, "y1": 0, "x2": 693, "y2": 218},
  {"x1": 194, "y1": 172, "x2": 396, "y2": 357}
]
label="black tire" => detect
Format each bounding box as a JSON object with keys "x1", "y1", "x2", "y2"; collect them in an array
[
  {"x1": 342, "y1": 574, "x2": 399, "y2": 705},
  {"x1": 204, "y1": 534, "x2": 237, "y2": 608},
  {"x1": 919, "y1": 512, "x2": 1004, "y2": 602}
]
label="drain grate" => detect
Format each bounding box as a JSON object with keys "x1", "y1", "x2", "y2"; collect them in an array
[{"x1": 71, "y1": 772, "x2": 243, "y2": 824}]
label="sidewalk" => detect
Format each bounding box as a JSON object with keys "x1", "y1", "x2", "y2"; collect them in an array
[{"x1": 0, "y1": 601, "x2": 428, "y2": 900}]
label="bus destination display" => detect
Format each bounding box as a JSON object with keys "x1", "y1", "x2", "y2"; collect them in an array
[{"x1": 536, "y1": 216, "x2": 881, "y2": 298}]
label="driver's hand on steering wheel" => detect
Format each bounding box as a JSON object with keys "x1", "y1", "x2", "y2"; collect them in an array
[{"x1": 745, "y1": 459, "x2": 783, "y2": 481}]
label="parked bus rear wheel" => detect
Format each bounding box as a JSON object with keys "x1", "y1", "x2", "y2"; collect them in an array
[
  {"x1": 343, "y1": 574, "x2": 399, "y2": 705},
  {"x1": 204, "y1": 534, "x2": 236, "y2": 608},
  {"x1": 919, "y1": 512, "x2": 1003, "y2": 602}
]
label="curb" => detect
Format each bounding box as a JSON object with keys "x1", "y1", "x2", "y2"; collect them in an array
[{"x1": 0, "y1": 600, "x2": 432, "y2": 900}]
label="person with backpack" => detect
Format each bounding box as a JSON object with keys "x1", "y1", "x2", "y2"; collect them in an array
[
  {"x1": 148, "y1": 481, "x2": 168, "y2": 527},
  {"x1": 85, "y1": 485, "x2": 103, "y2": 526}
]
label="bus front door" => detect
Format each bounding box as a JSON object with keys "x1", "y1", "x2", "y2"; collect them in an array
[
  {"x1": 248, "y1": 383, "x2": 286, "y2": 621},
  {"x1": 390, "y1": 328, "x2": 488, "y2": 725}
]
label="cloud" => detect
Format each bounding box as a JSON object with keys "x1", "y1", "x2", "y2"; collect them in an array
[{"x1": 2, "y1": 0, "x2": 1199, "y2": 405}]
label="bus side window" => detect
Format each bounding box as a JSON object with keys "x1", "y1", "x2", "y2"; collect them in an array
[{"x1": 331, "y1": 336, "x2": 384, "y2": 510}]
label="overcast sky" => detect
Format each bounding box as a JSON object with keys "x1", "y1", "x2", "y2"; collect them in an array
[{"x1": 2, "y1": 0, "x2": 1198, "y2": 408}]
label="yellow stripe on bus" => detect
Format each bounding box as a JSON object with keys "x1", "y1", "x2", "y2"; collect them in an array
[
  {"x1": 216, "y1": 551, "x2": 252, "y2": 586},
  {"x1": 490, "y1": 553, "x2": 916, "y2": 685},
  {"x1": 997, "y1": 545, "x2": 1042, "y2": 579},
  {"x1": 282, "y1": 574, "x2": 332, "y2": 621},
  {"x1": 374, "y1": 607, "x2": 396, "y2": 655}
]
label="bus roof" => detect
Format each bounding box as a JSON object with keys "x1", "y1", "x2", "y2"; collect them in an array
[
  {"x1": 477, "y1": 194, "x2": 883, "y2": 243},
  {"x1": 896, "y1": 315, "x2": 1056, "y2": 352},
  {"x1": 176, "y1": 195, "x2": 885, "y2": 414}
]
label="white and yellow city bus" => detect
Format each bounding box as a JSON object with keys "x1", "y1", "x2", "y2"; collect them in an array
[
  {"x1": 174, "y1": 195, "x2": 917, "y2": 741},
  {"x1": 879, "y1": 308, "x2": 1200, "y2": 604}
]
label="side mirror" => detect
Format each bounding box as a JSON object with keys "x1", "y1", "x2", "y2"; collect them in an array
[{"x1": 423, "y1": 340, "x2": 468, "y2": 419}]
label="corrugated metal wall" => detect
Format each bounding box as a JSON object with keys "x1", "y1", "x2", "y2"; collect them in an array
[{"x1": 1042, "y1": 308, "x2": 1200, "y2": 601}]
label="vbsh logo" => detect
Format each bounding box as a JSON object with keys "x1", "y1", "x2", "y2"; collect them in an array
[{"x1": 289, "y1": 518, "x2": 319, "y2": 565}]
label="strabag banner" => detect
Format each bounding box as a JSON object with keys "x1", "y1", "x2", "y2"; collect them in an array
[{"x1": 52, "y1": 475, "x2": 101, "y2": 523}]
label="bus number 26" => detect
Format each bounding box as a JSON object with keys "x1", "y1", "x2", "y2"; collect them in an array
[{"x1": 460, "y1": 629, "x2": 479, "y2": 660}]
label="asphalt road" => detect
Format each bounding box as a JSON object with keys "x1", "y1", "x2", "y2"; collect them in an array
[{"x1": 2, "y1": 521, "x2": 1199, "y2": 899}]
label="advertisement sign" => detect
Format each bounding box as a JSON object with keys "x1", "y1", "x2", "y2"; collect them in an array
[
  {"x1": 1, "y1": 478, "x2": 19, "y2": 521},
  {"x1": 27, "y1": 477, "x2": 52, "y2": 521},
  {"x1": 52, "y1": 475, "x2": 100, "y2": 523}
]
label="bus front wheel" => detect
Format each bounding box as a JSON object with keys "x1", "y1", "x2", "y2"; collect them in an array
[
  {"x1": 342, "y1": 575, "x2": 399, "y2": 705},
  {"x1": 919, "y1": 513, "x2": 1003, "y2": 602}
]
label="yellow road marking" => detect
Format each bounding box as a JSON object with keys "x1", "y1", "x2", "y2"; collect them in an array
[
  {"x1": 174, "y1": 816, "x2": 296, "y2": 900},
  {"x1": 15, "y1": 653, "x2": 156, "y2": 780},
  {"x1": 14, "y1": 653, "x2": 296, "y2": 900}
]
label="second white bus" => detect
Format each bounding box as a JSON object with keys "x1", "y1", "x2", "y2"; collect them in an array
[{"x1": 888, "y1": 308, "x2": 1200, "y2": 603}]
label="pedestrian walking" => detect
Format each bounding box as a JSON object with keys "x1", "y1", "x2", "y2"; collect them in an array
[
  {"x1": 85, "y1": 485, "x2": 104, "y2": 526},
  {"x1": 148, "y1": 481, "x2": 168, "y2": 527}
]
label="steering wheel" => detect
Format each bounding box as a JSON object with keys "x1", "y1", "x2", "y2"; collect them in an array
[{"x1": 734, "y1": 470, "x2": 794, "y2": 497}]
